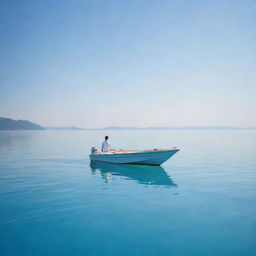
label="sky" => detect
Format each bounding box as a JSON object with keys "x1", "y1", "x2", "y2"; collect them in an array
[{"x1": 0, "y1": 0, "x2": 255, "y2": 128}]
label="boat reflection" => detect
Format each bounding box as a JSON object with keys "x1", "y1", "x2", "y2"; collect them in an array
[{"x1": 90, "y1": 161, "x2": 177, "y2": 186}]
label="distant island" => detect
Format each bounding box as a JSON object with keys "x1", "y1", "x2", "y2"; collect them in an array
[
  {"x1": 0, "y1": 117, "x2": 255, "y2": 130},
  {"x1": 45, "y1": 127, "x2": 86, "y2": 130},
  {"x1": 101, "y1": 126, "x2": 256, "y2": 130},
  {"x1": 0, "y1": 117, "x2": 45, "y2": 130}
]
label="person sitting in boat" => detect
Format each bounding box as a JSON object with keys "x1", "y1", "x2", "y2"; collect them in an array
[{"x1": 101, "y1": 136, "x2": 111, "y2": 152}]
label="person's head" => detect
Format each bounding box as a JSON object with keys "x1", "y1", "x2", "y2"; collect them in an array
[{"x1": 105, "y1": 136, "x2": 109, "y2": 140}]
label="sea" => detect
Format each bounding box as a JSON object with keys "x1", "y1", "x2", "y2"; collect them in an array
[{"x1": 0, "y1": 130, "x2": 255, "y2": 256}]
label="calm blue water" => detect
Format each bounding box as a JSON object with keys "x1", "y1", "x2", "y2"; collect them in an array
[{"x1": 0, "y1": 130, "x2": 256, "y2": 256}]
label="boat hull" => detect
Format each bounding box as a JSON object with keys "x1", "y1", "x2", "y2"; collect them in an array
[{"x1": 89, "y1": 149, "x2": 179, "y2": 166}]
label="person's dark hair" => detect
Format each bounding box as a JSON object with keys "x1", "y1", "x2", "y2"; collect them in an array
[{"x1": 105, "y1": 136, "x2": 109, "y2": 140}]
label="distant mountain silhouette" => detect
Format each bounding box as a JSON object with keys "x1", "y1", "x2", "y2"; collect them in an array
[
  {"x1": 0, "y1": 117, "x2": 45, "y2": 130},
  {"x1": 1, "y1": 117, "x2": 254, "y2": 131},
  {"x1": 101, "y1": 126, "x2": 254, "y2": 130},
  {"x1": 102, "y1": 126, "x2": 138, "y2": 130},
  {"x1": 45, "y1": 126, "x2": 86, "y2": 130}
]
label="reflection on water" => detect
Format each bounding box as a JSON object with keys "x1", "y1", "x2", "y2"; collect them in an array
[{"x1": 90, "y1": 161, "x2": 177, "y2": 186}]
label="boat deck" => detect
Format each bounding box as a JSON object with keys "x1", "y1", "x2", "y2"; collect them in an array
[{"x1": 93, "y1": 148, "x2": 178, "y2": 155}]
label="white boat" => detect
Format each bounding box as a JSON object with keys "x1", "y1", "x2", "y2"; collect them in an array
[{"x1": 89, "y1": 148, "x2": 179, "y2": 166}]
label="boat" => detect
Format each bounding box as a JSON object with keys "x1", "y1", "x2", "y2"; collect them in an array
[{"x1": 89, "y1": 147, "x2": 179, "y2": 166}]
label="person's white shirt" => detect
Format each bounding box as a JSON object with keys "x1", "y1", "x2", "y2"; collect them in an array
[{"x1": 101, "y1": 140, "x2": 111, "y2": 152}]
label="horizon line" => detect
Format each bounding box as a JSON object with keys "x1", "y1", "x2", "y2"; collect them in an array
[{"x1": 45, "y1": 125, "x2": 256, "y2": 130}]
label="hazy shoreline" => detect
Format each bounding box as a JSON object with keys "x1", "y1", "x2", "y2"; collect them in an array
[{"x1": 1, "y1": 117, "x2": 255, "y2": 131}]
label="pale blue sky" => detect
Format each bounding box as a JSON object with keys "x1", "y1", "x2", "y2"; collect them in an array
[{"x1": 0, "y1": 0, "x2": 255, "y2": 128}]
